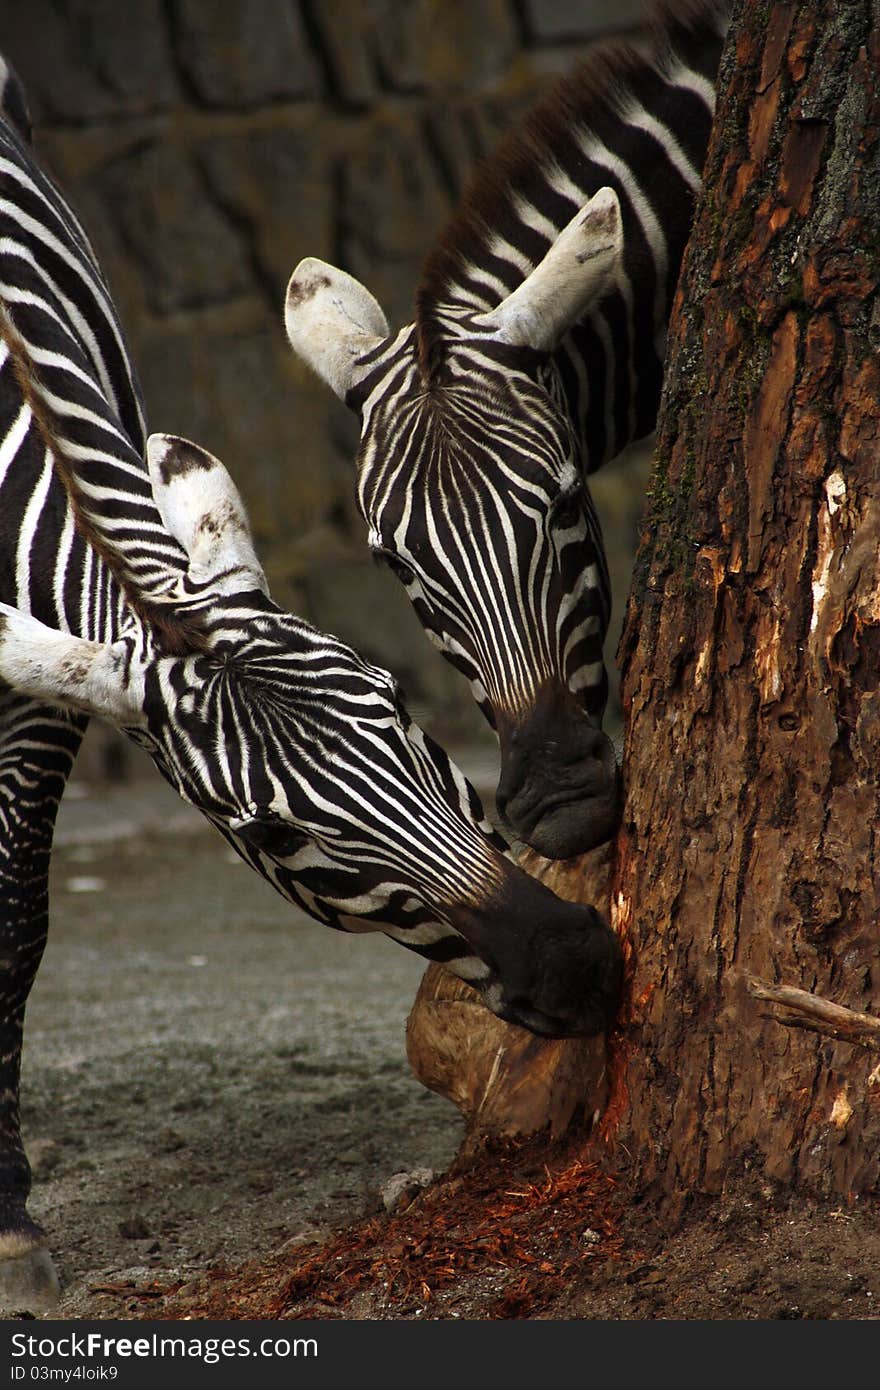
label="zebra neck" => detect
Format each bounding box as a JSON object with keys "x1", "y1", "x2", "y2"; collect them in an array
[{"x1": 416, "y1": 0, "x2": 729, "y2": 468}]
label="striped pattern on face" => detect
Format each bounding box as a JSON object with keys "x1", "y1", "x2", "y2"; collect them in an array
[
  {"x1": 356, "y1": 332, "x2": 610, "y2": 727},
  {"x1": 132, "y1": 596, "x2": 508, "y2": 957}
]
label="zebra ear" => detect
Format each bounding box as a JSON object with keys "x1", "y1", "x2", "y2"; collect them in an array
[
  {"x1": 475, "y1": 186, "x2": 623, "y2": 352},
  {"x1": 284, "y1": 258, "x2": 389, "y2": 401},
  {"x1": 0, "y1": 604, "x2": 145, "y2": 725},
  {"x1": 146, "y1": 434, "x2": 269, "y2": 598}
]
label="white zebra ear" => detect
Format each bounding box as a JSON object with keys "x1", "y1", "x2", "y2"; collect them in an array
[
  {"x1": 146, "y1": 434, "x2": 269, "y2": 598},
  {"x1": 285, "y1": 258, "x2": 389, "y2": 401},
  {"x1": 475, "y1": 186, "x2": 623, "y2": 352},
  {"x1": 0, "y1": 604, "x2": 145, "y2": 725}
]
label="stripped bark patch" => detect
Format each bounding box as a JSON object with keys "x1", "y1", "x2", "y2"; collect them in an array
[{"x1": 743, "y1": 311, "x2": 799, "y2": 573}]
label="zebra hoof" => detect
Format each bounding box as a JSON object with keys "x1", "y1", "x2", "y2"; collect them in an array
[{"x1": 0, "y1": 1247, "x2": 60, "y2": 1314}]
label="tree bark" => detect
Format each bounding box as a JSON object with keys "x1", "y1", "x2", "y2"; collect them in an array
[{"x1": 612, "y1": 0, "x2": 880, "y2": 1205}]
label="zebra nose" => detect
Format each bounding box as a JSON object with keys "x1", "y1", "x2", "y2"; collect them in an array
[
  {"x1": 459, "y1": 869, "x2": 623, "y2": 1037},
  {"x1": 495, "y1": 681, "x2": 620, "y2": 858}
]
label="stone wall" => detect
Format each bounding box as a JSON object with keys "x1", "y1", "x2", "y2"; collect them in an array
[{"x1": 4, "y1": 0, "x2": 650, "y2": 754}]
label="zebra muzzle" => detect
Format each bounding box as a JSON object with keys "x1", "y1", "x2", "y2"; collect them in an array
[
  {"x1": 457, "y1": 870, "x2": 623, "y2": 1038},
  {"x1": 495, "y1": 682, "x2": 621, "y2": 860}
]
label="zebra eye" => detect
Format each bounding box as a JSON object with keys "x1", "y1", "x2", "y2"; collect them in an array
[
  {"x1": 233, "y1": 815, "x2": 310, "y2": 859},
  {"x1": 380, "y1": 550, "x2": 416, "y2": 586},
  {"x1": 553, "y1": 489, "x2": 583, "y2": 530}
]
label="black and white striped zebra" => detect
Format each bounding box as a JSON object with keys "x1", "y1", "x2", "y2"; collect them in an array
[
  {"x1": 285, "y1": 0, "x2": 729, "y2": 860},
  {"x1": 0, "y1": 67, "x2": 621, "y2": 1308}
]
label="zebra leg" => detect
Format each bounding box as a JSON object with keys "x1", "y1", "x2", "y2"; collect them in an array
[{"x1": 0, "y1": 693, "x2": 85, "y2": 1312}]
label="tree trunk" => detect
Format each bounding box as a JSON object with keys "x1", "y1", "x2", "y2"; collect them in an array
[
  {"x1": 408, "y1": 0, "x2": 880, "y2": 1190},
  {"x1": 612, "y1": 0, "x2": 880, "y2": 1206}
]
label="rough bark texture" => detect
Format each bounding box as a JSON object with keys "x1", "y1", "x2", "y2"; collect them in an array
[{"x1": 612, "y1": 0, "x2": 880, "y2": 1205}]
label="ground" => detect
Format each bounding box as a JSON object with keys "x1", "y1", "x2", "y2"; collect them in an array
[{"x1": 7, "y1": 762, "x2": 880, "y2": 1323}]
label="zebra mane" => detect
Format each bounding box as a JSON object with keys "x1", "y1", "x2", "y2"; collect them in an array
[
  {"x1": 0, "y1": 310, "x2": 207, "y2": 657},
  {"x1": 414, "y1": 0, "x2": 728, "y2": 380}
]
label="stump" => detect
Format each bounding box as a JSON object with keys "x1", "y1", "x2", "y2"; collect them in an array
[{"x1": 406, "y1": 842, "x2": 614, "y2": 1154}]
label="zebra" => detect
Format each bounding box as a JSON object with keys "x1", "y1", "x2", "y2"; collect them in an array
[
  {"x1": 0, "y1": 67, "x2": 621, "y2": 1309},
  {"x1": 285, "y1": 0, "x2": 730, "y2": 860}
]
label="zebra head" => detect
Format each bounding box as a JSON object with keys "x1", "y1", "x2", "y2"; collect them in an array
[
  {"x1": 286, "y1": 190, "x2": 624, "y2": 860},
  {"x1": 0, "y1": 434, "x2": 621, "y2": 1038}
]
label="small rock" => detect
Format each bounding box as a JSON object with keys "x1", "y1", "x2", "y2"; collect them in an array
[
  {"x1": 380, "y1": 1167, "x2": 435, "y2": 1213},
  {"x1": 275, "y1": 1228, "x2": 326, "y2": 1256},
  {"x1": 118, "y1": 1215, "x2": 152, "y2": 1240},
  {"x1": 65, "y1": 876, "x2": 105, "y2": 894},
  {"x1": 582, "y1": 1228, "x2": 601, "y2": 1245}
]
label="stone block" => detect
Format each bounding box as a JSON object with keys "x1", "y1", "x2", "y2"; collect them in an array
[
  {"x1": 303, "y1": 0, "x2": 379, "y2": 108},
  {"x1": 135, "y1": 323, "x2": 349, "y2": 549},
  {"x1": 308, "y1": 0, "x2": 518, "y2": 106},
  {"x1": 364, "y1": 0, "x2": 521, "y2": 95},
  {"x1": 95, "y1": 143, "x2": 251, "y2": 317},
  {"x1": 2, "y1": 0, "x2": 177, "y2": 123},
  {"x1": 337, "y1": 121, "x2": 454, "y2": 326},
  {"x1": 198, "y1": 123, "x2": 333, "y2": 303},
  {"x1": 421, "y1": 99, "x2": 524, "y2": 202},
  {"x1": 520, "y1": 0, "x2": 646, "y2": 43},
  {"x1": 169, "y1": 0, "x2": 319, "y2": 106}
]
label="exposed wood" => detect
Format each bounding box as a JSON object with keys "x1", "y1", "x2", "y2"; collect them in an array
[{"x1": 406, "y1": 966, "x2": 609, "y2": 1152}]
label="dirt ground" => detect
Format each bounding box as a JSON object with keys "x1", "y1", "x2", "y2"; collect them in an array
[
  {"x1": 8, "y1": 759, "x2": 880, "y2": 1324},
  {"x1": 21, "y1": 769, "x2": 465, "y2": 1320},
  {"x1": 152, "y1": 1150, "x2": 880, "y2": 1322}
]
